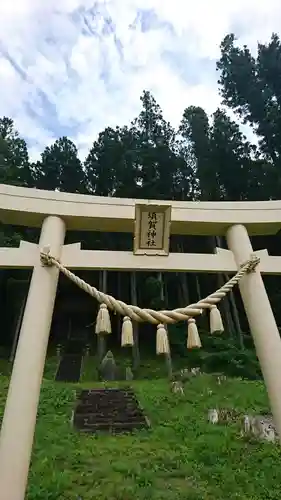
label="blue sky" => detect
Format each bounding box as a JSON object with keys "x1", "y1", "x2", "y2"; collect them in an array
[{"x1": 0, "y1": 0, "x2": 280, "y2": 160}]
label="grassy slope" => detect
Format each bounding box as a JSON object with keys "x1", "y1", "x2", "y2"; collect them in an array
[{"x1": 1, "y1": 360, "x2": 281, "y2": 499}]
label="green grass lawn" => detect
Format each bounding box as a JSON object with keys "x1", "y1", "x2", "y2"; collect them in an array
[{"x1": 1, "y1": 359, "x2": 281, "y2": 499}]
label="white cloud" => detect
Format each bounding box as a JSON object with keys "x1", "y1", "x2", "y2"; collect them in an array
[{"x1": 0, "y1": 0, "x2": 280, "y2": 160}]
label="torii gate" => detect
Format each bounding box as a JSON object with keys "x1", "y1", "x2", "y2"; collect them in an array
[{"x1": 1, "y1": 183, "x2": 281, "y2": 500}]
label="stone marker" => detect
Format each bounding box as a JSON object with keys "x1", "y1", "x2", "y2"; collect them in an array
[
  {"x1": 99, "y1": 350, "x2": 117, "y2": 381},
  {"x1": 125, "y1": 367, "x2": 134, "y2": 381},
  {"x1": 242, "y1": 414, "x2": 278, "y2": 443},
  {"x1": 170, "y1": 381, "x2": 184, "y2": 395}
]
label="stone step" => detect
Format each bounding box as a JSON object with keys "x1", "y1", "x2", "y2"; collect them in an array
[
  {"x1": 74, "y1": 412, "x2": 144, "y2": 424},
  {"x1": 73, "y1": 388, "x2": 149, "y2": 434},
  {"x1": 75, "y1": 400, "x2": 138, "y2": 409},
  {"x1": 78, "y1": 422, "x2": 147, "y2": 433},
  {"x1": 78, "y1": 388, "x2": 136, "y2": 397}
]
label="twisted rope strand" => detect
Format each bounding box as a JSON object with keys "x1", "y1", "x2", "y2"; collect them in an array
[{"x1": 40, "y1": 250, "x2": 259, "y2": 325}]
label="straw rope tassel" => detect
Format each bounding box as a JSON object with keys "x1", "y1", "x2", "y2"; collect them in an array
[
  {"x1": 121, "y1": 316, "x2": 134, "y2": 346},
  {"x1": 95, "y1": 303, "x2": 111, "y2": 335},
  {"x1": 187, "y1": 318, "x2": 202, "y2": 349},
  {"x1": 209, "y1": 305, "x2": 224, "y2": 334},
  {"x1": 156, "y1": 324, "x2": 170, "y2": 355}
]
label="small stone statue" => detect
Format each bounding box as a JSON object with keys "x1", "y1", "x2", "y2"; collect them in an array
[
  {"x1": 208, "y1": 408, "x2": 219, "y2": 424},
  {"x1": 125, "y1": 367, "x2": 134, "y2": 381},
  {"x1": 216, "y1": 374, "x2": 227, "y2": 385},
  {"x1": 242, "y1": 414, "x2": 277, "y2": 443},
  {"x1": 99, "y1": 350, "x2": 117, "y2": 381},
  {"x1": 170, "y1": 381, "x2": 184, "y2": 395}
]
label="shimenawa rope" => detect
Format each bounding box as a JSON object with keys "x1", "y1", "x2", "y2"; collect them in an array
[{"x1": 40, "y1": 246, "x2": 259, "y2": 325}]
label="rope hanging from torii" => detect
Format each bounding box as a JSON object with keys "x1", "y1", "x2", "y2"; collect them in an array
[{"x1": 40, "y1": 246, "x2": 260, "y2": 354}]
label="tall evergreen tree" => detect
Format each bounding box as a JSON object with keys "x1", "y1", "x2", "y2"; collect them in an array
[
  {"x1": 210, "y1": 109, "x2": 253, "y2": 201},
  {"x1": 217, "y1": 33, "x2": 281, "y2": 196},
  {"x1": 85, "y1": 126, "x2": 138, "y2": 198},
  {"x1": 179, "y1": 106, "x2": 217, "y2": 200},
  {"x1": 0, "y1": 117, "x2": 33, "y2": 187},
  {"x1": 132, "y1": 91, "x2": 180, "y2": 200},
  {"x1": 35, "y1": 137, "x2": 86, "y2": 193}
]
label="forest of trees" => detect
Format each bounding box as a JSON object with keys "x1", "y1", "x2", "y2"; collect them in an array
[{"x1": 2, "y1": 32, "x2": 281, "y2": 378}]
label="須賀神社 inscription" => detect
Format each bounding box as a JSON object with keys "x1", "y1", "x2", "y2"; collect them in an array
[{"x1": 134, "y1": 204, "x2": 171, "y2": 255}]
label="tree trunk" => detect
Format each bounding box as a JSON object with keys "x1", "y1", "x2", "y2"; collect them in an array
[
  {"x1": 195, "y1": 275, "x2": 201, "y2": 301},
  {"x1": 178, "y1": 241, "x2": 190, "y2": 304},
  {"x1": 97, "y1": 270, "x2": 107, "y2": 362},
  {"x1": 158, "y1": 273, "x2": 173, "y2": 378},
  {"x1": 116, "y1": 272, "x2": 122, "y2": 342},
  {"x1": 217, "y1": 273, "x2": 235, "y2": 335},
  {"x1": 131, "y1": 272, "x2": 140, "y2": 370},
  {"x1": 194, "y1": 273, "x2": 209, "y2": 331},
  {"x1": 215, "y1": 236, "x2": 243, "y2": 346},
  {"x1": 157, "y1": 272, "x2": 165, "y2": 302},
  {"x1": 214, "y1": 236, "x2": 243, "y2": 346},
  {"x1": 164, "y1": 322, "x2": 173, "y2": 379},
  {"x1": 214, "y1": 236, "x2": 236, "y2": 337},
  {"x1": 164, "y1": 353, "x2": 173, "y2": 379},
  {"x1": 227, "y1": 286, "x2": 244, "y2": 349},
  {"x1": 10, "y1": 290, "x2": 27, "y2": 363}
]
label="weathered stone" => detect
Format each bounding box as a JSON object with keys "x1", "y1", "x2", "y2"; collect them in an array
[
  {"x1": 125, "y1": 367, "x2": 134, "y2": 381},
  {"x1": 177, "y1": 367, "x2": 201, "y2": 381},
  {"x1": 208, "y1": 408, "x2": 219, "y2": 424},
  {"x1": 99, "y1": 350, "x2": 117, "y2": 381},
  {"x1": 216, "y1": 374, "x2": 227, "y2": 385},
  {"x1": 242, "y1": 414, "x2": 278, "y2": 443},
  {"x1": 170, "y1": 381, "x2": 184, "y2": 395},
  {"x1": 207, "y1": 407, "x2": 241, "y2": 424},
  {"x1": 207, "y1": 408, "x2": 278, "y2": 443},
  {"x1": 84, "y1": 344, "x2": 91, "y2": 356},
  {"x1": 190, "y1": 367, "x2": 201, "y2": 376},
  {"x1": 56, "y1": 344, "x2": 62, "y2": 357}
]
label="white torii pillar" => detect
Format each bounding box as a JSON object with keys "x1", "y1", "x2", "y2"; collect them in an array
[
  {"x1": 226, "y1": 224, "x2": 281, "y2": 441},
  {"x1": 0, "y1": 215, "x2": 66, "y2": 500}
]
